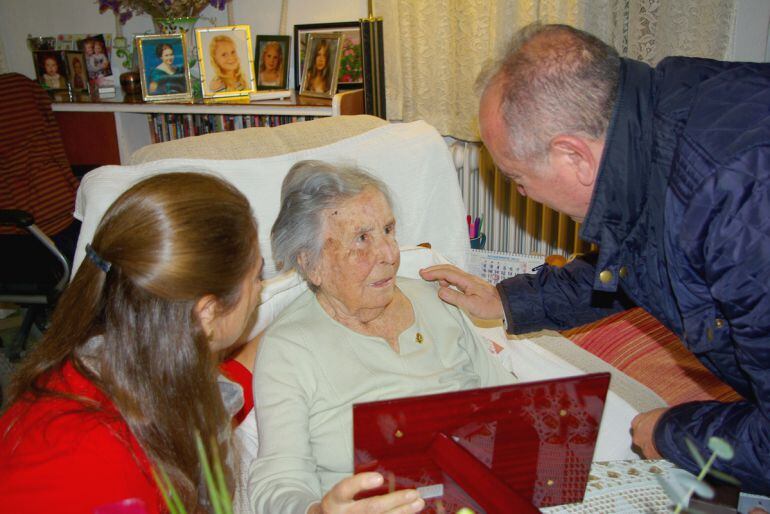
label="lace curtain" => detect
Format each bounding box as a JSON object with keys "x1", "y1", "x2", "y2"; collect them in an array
[{"x1": 378, "y1": 0, "x2": 737, "y2": 141}]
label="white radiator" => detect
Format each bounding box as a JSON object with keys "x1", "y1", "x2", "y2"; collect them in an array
[{"x1": 448, "y1": 140, "x2": 588, "y2": 256}]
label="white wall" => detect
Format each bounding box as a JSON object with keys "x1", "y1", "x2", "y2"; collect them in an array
[
  {"x1": 1, "y1": 0, "x2": 767, "y2": 80},
  {"x1": 0, "y1": 0, "x2": 369, "y2": 79}
]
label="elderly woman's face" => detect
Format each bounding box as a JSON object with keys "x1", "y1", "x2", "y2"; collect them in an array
[{"x1": 309, "y1": 187, "x2": 400, "y2": 314}]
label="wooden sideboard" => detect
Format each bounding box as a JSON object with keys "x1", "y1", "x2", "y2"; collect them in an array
[{"x1": 52, "y1": 89, "x2": 364, "y2": 166}]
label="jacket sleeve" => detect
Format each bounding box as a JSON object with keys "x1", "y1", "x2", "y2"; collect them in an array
[
  {"x1": 496, "y1": 252, "x2": 634, "y2": 334},
  {"x1": 654, "y1": 155, "x2": 770, "y2": 495}
]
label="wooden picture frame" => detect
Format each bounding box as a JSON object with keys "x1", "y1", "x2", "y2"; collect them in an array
[
  {"x1": 64, "y1": 51, "x2": 89, "y2": 94},
  {"x1": 299, "y1": 33, "x2": 342, "y2": 100},
  {"x1": 195, "y1": 25, "x2": 256, "y2": 99},
  {"x1": 136, "y1": 34, "x2": 192, "y2": 102},
  {"x1": 33, "y1": 50, "x2": 69, "y2": 91},
  {"x1": 293, "y1": 22, "x2": 362, "y2": 91},
  {"x1": 255, "y1": 35, "x2": 290, "y2": 91}
]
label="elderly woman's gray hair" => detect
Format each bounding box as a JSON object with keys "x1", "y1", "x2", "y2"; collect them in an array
[{"x1": 271, "y1": 160, "x2": 394, "y2": 287}]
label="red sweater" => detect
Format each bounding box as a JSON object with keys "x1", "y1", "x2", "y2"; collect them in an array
[{"x1": 0, "y1": 362, "x2": 163, "y2": 514}]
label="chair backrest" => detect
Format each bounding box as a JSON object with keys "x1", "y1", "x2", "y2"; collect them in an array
[
  {"x1": 0, "y1": 73, "x2": 78, "y2": 236},
  {"x1": 73, "y1": 118, "x2": 470, "y2": 279}
]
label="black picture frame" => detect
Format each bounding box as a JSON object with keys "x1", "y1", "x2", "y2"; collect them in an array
[
  {"x1": 293, "y1": 21, "x2": 362, "y2": 91},
  {"x1": 255, "y1": 34, "x2": 291, "y2": 90}
]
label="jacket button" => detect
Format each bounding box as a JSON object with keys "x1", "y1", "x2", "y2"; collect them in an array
[
  {"x1": 619, "y1": 266, "x2": 628, "y2": 279},
  {"x1": 599, "y1": 270, "x2": 613, "y2": 283},
  {"x1": 715, "y1": 318, "x2": 725, "y2": 329},
  {"x1": 706, "y1": 327, "x2": 714, "y2": 341}
]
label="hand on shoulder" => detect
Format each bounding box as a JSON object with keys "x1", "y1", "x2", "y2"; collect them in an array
[{"x1": 419, "y1": 264, "x2": 504, "y2": 320}]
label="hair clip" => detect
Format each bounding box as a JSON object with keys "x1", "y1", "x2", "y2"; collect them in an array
[{"x1": 85, "y1": 243, "x2": 112, "y2": 273}]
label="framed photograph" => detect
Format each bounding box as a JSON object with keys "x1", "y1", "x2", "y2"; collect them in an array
[
  {"x1": 299, "y1": 33, "x2": 343, "y2": 99},
  {"x1": 64, "y1": 51, "x2": 89, "y2": 93},
  {"x1": 294, "y1": 22, "x2": 362, "y2": 91},
  {"x1": 77, "y1": 34, "x2": 114, "y2": 88},
  {"x1": 195, "y1": 25, "x2": 256, "y2": 99},
  {"x1": 136, "y1": 34, "x2": 192, "y2": 102},
  {"x1": 33, "y1": 51, "x2": 68, "y2": 91},
  {"x1": 255, "y1": 35, "x2": 290, "y2": 90}
]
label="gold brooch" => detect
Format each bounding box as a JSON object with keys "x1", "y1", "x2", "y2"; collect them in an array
[{"x1": 415, "y1": 333, "x2": 424, "y2": 343}]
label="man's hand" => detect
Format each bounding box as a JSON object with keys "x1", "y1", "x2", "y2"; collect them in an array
[
  {"x1": 631, "y1": 408, "x2": 668, "y2": 459},
  {"x1": 308, "y1": 472, "x2": 424, "y2": 514},
  {"x1": 419, "y1": 264, "x2": 504, "y2": 320}
]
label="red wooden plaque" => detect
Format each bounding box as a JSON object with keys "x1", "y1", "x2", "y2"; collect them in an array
[{"x1": 353, "y1": 373, "x2": 611, "y2": 513}]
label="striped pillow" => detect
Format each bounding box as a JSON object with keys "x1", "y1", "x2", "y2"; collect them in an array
[{"x1": 561, "y1": 307, "x2": 741, "y2": 406}]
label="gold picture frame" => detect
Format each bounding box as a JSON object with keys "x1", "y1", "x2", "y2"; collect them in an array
[
  {"x1": 195, "y1": 25, "x2": 256, "y2": 99},
  {"x1": 299, "y1": 32, "x2": 343, "y2": 100},
  {"x1": 136, "y1": 34, "x2": 193, "y2": 102}
]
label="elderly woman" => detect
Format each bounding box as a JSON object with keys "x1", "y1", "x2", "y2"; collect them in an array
[{"x1": 249, "y1": 160, "x2": 516, "y2": 513}]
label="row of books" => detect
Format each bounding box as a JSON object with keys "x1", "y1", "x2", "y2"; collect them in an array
[{"x1": 147, "y1": 113, "x2": 319, "y2": 143}]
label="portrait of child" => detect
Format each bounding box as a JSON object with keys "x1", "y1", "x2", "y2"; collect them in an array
[
  {"x1": 34, "y1": 51, "x2": 68, "y2": 90},
  {"x1": 256, "y1": 35, "x2": 290, "y2": 90},
  {"x1": 78, "y1": 35, "x2": 113, "y2": 87},
  {"x1": 195, "y1": 25, "x2": 256, "y2": 98}
]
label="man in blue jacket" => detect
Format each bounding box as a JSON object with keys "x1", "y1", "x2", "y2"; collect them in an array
[{"x1": 421, "y1": 23, "x2": 770, "y2": 494}]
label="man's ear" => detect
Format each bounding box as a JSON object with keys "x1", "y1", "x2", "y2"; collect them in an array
[
  {"x1": 549, "y1": 135, "x2": 601, "y2": 187},
  {"x1": 298, "y1": 252, "x2": 322, "y2": 288},
  {"x1": 195, "y1": 294, "x2": 219, "y2": 339}
]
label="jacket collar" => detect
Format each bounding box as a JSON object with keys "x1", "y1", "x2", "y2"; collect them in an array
[{"x1": 580, "y1": 57, "x2": 655, "y2": 248}]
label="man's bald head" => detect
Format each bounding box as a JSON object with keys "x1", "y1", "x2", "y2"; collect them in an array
[{"x1": 479, "y1": 23, "x2": 620, "y2": 162}]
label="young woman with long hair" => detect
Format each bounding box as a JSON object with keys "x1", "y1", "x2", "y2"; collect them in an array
[{"x1": 0, "y1": 172, "x2": 262, "y2": 513}]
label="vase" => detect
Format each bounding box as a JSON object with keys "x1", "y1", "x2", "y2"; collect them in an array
[
  {"x1": 153, "y1": 17, "x2": 199, "y2": 35},
  {"x1": 153, "y1": 17, "x2": 202, "y2": 98}
]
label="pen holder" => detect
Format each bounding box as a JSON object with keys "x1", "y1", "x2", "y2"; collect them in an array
[{"x1": 470, "y1": 233, "x2": 486, "y2": 250}]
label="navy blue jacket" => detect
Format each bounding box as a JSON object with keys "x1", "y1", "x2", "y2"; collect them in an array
[{"x1": 497, "y1": 57, "x2": 770, "y2": 494}]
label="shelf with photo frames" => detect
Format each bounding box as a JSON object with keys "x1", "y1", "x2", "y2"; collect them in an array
[{"x1": 51, "y1": 88, "x2": 363, "y2": 165}]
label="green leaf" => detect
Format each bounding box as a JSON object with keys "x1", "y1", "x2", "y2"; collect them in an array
[
  {"x1": 152, "y1": 466, "x2": 186, "y2": 514},
  {"x1": 195, "y1": 433, "x2": 223, "y2": 513},
  {"x1": 669, "y1": 469, "x2": 715, "y2": 500},
  {"x1": 707, "y1": 437, "x2": 734, "y2": 460},
  {"x1": 685, "y1": 437, "x2": 706, "y2": 468},
  {"x1": 210, "y1": 436, "x2": 234, "y2": 514},
  {"x1": 705, "y1": 467, "x2": 740, "y2": 486},
  {"x1": 657, "y1": 474, "x2": 689, "y2": 507}
]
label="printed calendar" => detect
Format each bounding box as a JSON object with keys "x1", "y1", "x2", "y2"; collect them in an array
[{"x1": 468, "y1": 249, "x2": 545, "y2": 284}]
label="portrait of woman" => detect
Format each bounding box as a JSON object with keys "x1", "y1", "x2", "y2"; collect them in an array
[
  {"x1": 256, "y1": 36, "x2": 289, "y2": 90},
  {"x1": 196, "y1": 25, "x2": 256, "y2": 98},
  {"x1": 300, "y1": 33, "x2": 341, "y2": 99},
  {"x1": 0, "y1": 173, "x2": 263, "y2": 513},
  {"x1": 136, "y1": 34, "x2": 191, "y2": 101},
  {"x1": 149, "y1": 42, "x2": 186, "y2": 95}
]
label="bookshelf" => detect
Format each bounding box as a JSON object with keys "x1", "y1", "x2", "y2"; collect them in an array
[{"x1": 51, "y1": 89, "x2": 364, "y2": 166}]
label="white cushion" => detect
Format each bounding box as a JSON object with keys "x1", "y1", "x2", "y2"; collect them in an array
[{"x1": 72, "y1": 120, "x2": 470, "y2": 280}]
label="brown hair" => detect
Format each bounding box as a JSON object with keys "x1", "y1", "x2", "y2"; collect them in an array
[
  {"x1": 6, "y1": 172, "x2": 259, "y2": 510},
  {"x1": 305, "y1": 39, "x2": 332, "y2": 88}
]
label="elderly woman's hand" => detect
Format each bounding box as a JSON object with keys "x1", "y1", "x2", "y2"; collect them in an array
[
  {"x1": 309, "y1": 472, "x2": 425, "y2": 514},
  {"x1": 419, "y1": 265, "x2": 504, "y2": 320}
]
